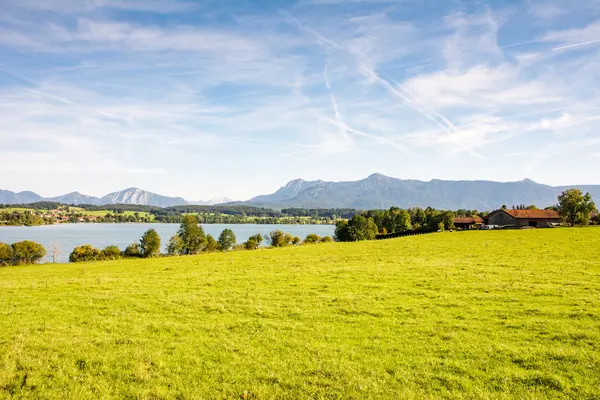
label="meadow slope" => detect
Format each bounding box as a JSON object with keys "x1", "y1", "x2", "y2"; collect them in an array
[{"x1": 1, "y1": 229, "x2": 599, "y2": 399}]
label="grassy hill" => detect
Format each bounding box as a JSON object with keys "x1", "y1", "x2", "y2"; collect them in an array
[{"x1": 1, "y1": 229, "x2": 599, "y2": 399}]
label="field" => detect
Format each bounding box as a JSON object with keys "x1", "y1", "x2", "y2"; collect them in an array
[{"x1": 1, "y1": 229, "x2": 599, "y2": 399}]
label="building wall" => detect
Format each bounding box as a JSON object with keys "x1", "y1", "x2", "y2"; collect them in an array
[
  {"x1": 515, "y1": 219, "x2": 558, "y2": 228},
  {"x1": 487, "y1": 212, "x2": 516, "y2": 226}
]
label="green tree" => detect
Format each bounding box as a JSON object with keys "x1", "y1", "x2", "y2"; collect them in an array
[
  {"x1": 304, "y1": 233, "x2": 321, "y2": 244},
  {"x1": 393, "y1": 210, "x2": 412, "y2": 233},
  {"x1": 166, "y1": 234, "x2": 183, "y2": 256},
  {"x1": 0, "y1": 243, "x2": 14, "y2": 266},
  {"x1": 140, "y1": 229, "x2": 161, "y2": 258},
  {"x1": 347, "y1": 214, "x2": 378, "y2": 241},
  {"x1": 204, "y1": 234, "x2": 218, "y2": 252},
  {"x1": 69, "y1": 245, "x2": 101, "y2": 263},
  {"x1": 334, "y1": 220, "x2": 350, "y2": 242},
  {"x1": 124, "y1": 243, "x2": 142, "y2": 258},
  {"x1": 178, "y1": 215, "x2": 205, "y2": 254},
  {"x1": 217, "y1": 229, "x2": 236, "y2": 251},
  {"x1": 11, "y1": 241, "x2": 46, "y2": 265},
  {"x1": 557, "y1": 189, "x2": 597, "y2": 227},
  {"x1": 101, "y1": 245, "x2": 121, "y2": 260}
]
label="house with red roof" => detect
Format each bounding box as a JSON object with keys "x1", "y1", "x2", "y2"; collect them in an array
[
  {"x1": 453, "y1": 216, "x2": 484, "y2": 230},
  {"x1": 484, "y1": 209, "x2": 561, "y2": 228}
]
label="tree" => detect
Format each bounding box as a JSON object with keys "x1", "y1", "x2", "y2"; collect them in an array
[
  {"x1": 177, "y1": 215, "x2": 205, "y2": 254},
  {"x1": 69, "y1": 245, "x2": 101, "y2": 263},
  {"x1": 50, "y1": 242, "x2": 61, "y2": 263},
  {"x1": 557, "y1": 189, "x2": 597, "y2": 227},
  {"x1": 101, "y1": 245, "x2": 121, "y2": 260},
  {"x1": 347, "y1": 214, "x2": 378, "y2": 241},
  {"x1": 166, "y1": 234, "x2": 183, "y2": 256},
  {"x1": 292, "y1": 236, "x2": 301, "y2": 245},
  {"x1": 0, "y1": 243, "x2": 13, "y2": 266},
  {"x1": 334, "y1": 220, "x2": 350, "y2": 242},
  {"x1": 320, "y1": 236, "x2": 334, "y2": 243},
  {"x1": 284, "y1": 233, "x2": 295, "y2": 246},
  {"x1": 204, "y1": 234, "x2": 218, "y2": 252},
  {"x1": 11, "y1": 241, "x2": 46, "y2": 265},
  {"x1": 217, "y1": 229, "x2": 236, "y2": 251},
  {"x1": 304, "y1": 233, "x2": 321, "y2": 244},
  {"x1": 393, "y1": 210, "x2": 412, "y2": 233},
  {"x1": 124, "y1": 243, "x2": 142, "y2": 258},
  {"x1": 140, "y1": 229, "x2": 161, "y2": 258}
]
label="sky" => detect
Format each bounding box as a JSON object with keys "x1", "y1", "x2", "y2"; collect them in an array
[{"x1": 1, "y1": 0, "x2": 600, "y2": 201}]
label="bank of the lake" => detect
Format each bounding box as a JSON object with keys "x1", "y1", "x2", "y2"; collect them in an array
[{"x1": 0, "y1": 223, "x2": 335, "y2": 263}]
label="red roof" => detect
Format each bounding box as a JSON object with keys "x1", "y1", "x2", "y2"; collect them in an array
[
  {"x1": 453, "y1": 217, "x2": 483, "y2": 224},
  {"x1": 503, "y1": 209, "x2": 560, "y2": 219}
]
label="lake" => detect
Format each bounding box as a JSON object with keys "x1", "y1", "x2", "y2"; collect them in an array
[{"x1": 0, "y1": 223, "x2": 335, "y2": 263}]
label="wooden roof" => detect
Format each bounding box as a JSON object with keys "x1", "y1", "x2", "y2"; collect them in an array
[
  {"x1": 453, "y1": 217, "x2": 484, "y2": 224},
  {"x1": 489, "y1": 209, "x2": 561, "y2": 220}
]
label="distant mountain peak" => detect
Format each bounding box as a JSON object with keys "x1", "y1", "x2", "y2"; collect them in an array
[{"x1": 366, "y1": 173, "x2": 390, "y2": 181}]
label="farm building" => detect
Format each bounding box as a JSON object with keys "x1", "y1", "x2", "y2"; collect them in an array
[
  {"x1": 453, "y1": 216, "x2": 484, "y2": 229},
  {"x1": 485, "y1": 209, "x2": 561, "y2": 228}
]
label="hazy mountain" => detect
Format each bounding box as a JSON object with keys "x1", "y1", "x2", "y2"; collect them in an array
[
  {"x1": 0, "y1": 188, "x2": 189, "y2": 207},
  {"x1": 189, "y1": 197, "x2": 234, "y2": 206},
  {"x1": 49, "y1": 192, "x2": 102, "y2": 205},
  {"x1": 99, "y1": 188, "x2": 187, "y2": 208},
  {"x1": 0, "y1": 190, "x2": 43, "y2": 205},
  {"x1": 244, "y1": 174, "x2": 600, "y2": 210}
]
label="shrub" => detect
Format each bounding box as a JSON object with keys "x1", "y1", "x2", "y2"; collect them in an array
[
  {"x1": 69, "y1": 245, "x2": 101, "y2": 263},
  {"x1": 11, "y1": 241, "x2": 46, "y2": 265},
  {"x1": 268, "y1": 230, "x2": 286, "y2": 247},
  {"x1": 124, "y1": 243, "x2": 142, "y2": 258},
  {"x1": 244, "y1": 238, "x2": 259, "y2": 250},
  {"x1": 101, "y1": 245, "x2": 121, "y2": 260},
  {"x1": 140, "y1": 229, "x2": 161, "y2": 258},
  {"x1": 284, "y1": 233, "x2": 295, "y2": 246},
  {"x1": 304, "y1": 233, "x2": 321, "y2": 244},
  {"x1": 320, "y1": 236, "x2": 334, "y2": 243},
  {"x1": 218, "y1": 229, "x2": 236, "y2": 252},
  {"x1": 292, "y1": 236, "x2": 301, "y2": 245},
  {"x1": 204, "y1": 234, "x2": 218, "y2": 252},
  {"x1": 166, "y1": 234, "x2": 183, "y2": 256},
  {"x1": 0, "y1": 243, "x2": 14, "y2": 266}
]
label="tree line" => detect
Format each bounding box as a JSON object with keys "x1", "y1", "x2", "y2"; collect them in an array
[
  {"x1": 67, "y1": 215, "x2": 334, "y2": 263},
  {"x1": 334, "y1": 189, "x2": 598, "y2": 242}
]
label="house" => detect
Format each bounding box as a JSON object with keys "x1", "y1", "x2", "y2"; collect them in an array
[
  {"x1": 453, "y1": 216, "x2": 484, "y2": 230},
  {"x1": 485, "y1": 209, "x2": 561, "y2": 228}
]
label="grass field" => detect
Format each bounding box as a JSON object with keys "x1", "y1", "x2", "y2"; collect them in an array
[{"x1": 1, "y1": 229, "x2": 599, "y2": 399}]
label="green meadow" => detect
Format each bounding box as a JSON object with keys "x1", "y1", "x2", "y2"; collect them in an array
[{"x1": 1, "y1": 228, "x2": 599, "y2": 399}]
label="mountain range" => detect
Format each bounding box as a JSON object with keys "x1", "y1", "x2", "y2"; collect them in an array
[
  {"x1": 0, "y1": 188, "x2": 231, "y2": 208},
  {"x1": 2, "y1": 174, "x2": 600, "y2": 210},
  {"x1": 242, "y1": 174, "x2": 600, "y2": 210}
]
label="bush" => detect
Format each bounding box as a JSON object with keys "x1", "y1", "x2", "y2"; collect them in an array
[
  {"x1": 140, "y1": 229, "x2": 161, "y2": 258},
  {"x1": 0, "y1": 243, "x2": 14, "y2": 266},
  {"x1": 69, "y1": 245, "x2": 101, "y2": 263},
  {"x1": 320, "y1": 236, "x2": 334, "y2": 243},
  {"x1": 292, "y1": 236, "x2": 301, "y2": 245},
  {"x1": 304, "y1": 233, "x2": 321, "y2": 244},
  {"x1": 268, "y1": 230, "x2": 286, "y2": 247},
  {"x1": 204, "y1": 234, "x2": 218, "y2": 252},
  {"x1": 11, "y1": 241, "x2": 46, "y2": 265},
  {"x1": 101, "y1": 245, "x2": 121, "y2": 260},
  {"x1": 244, "y1": 238, "x2": 259, "y2": 250},
  {"x1": 218, "y1": 229, "x2": 236, "y2": 252},
  {"x1": 124, "y1": 243, "x2": 142, "y2": 258},
  {"x1": 166, "y1": 234, "x2": 183, "y2": 256}
]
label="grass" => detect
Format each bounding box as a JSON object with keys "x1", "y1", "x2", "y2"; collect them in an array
[{"x1": 1, "y1": 228, "x2": 599, "y2": 399}]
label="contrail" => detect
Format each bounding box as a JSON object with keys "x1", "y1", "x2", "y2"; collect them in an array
[
  {"x1": 278, "y1": 8, "x2": 341, "y2": 50},
  {"x1": 359, "y1": 65, "x2": 456, "y2": 135},
  {"x1": 553, "y1": 39, "x2": 600, "y2": 51},
  {"x1": 324, "y1": 63, "x2": 410, "y2": 154},
  {"x1": 25, "y1": 89, "x2": 75, "y2": 105}
]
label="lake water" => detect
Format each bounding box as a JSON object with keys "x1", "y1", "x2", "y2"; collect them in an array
[{"x1": 0, "y1": 223, "x2": 335, "y2": 263}]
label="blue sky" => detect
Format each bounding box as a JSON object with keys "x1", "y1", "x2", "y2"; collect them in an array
[{"x1": 1, "y1": 0, "x2": 600, "y2": 200}]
